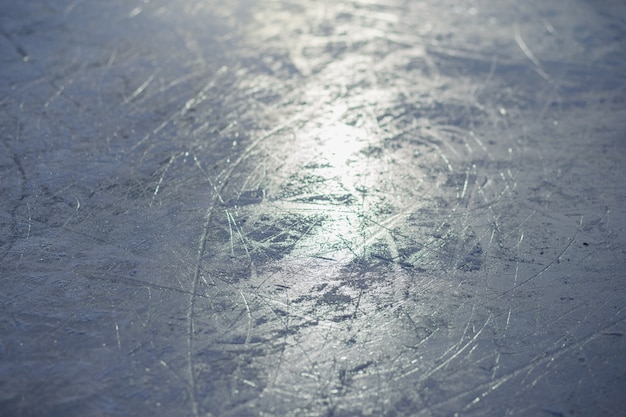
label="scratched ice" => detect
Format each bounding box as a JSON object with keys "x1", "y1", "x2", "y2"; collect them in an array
[{"x1": 1, "y1": 0, "x2": 625, "y2": 416}]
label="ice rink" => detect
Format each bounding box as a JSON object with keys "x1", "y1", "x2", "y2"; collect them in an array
[{"x1": 1, "y1": 1, "x2": 625, "y2": 416}]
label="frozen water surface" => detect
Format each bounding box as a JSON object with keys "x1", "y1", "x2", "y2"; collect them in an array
[{"x1": 1, "y1": 0, "x2": 625, "y2": 416}]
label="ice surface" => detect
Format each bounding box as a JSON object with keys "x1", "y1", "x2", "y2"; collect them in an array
[{"x1": 1, "y1": 0, "x2": 625, "y2": 416}]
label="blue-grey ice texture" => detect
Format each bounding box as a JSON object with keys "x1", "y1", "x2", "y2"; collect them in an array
[{"x1": 1, "y1": 1, "x2": 625, "y2": 416}]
